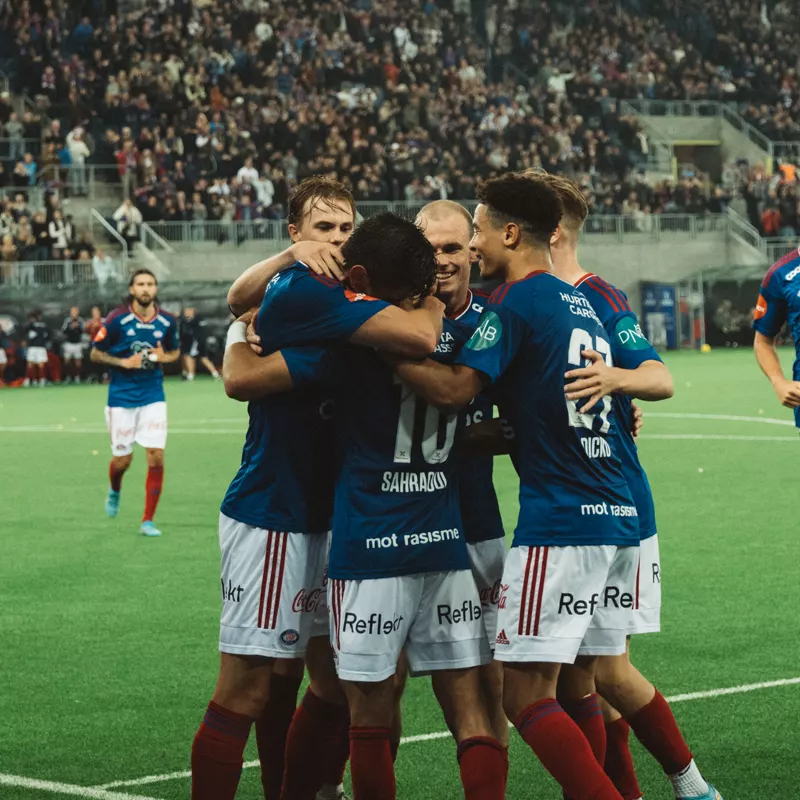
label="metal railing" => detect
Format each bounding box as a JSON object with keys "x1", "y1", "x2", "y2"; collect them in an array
[
  {"x1": 90, "y1": 209, "x2": 129, "y2": 274},
  {"x1": 622, "y1": 99, "x2": 800, "y2": 166},
  {"x1": 0, "y1": 259, "x2": 114, "y2": 288},
  {"x1": 580, "y1": 213, "x2": 727, "y2": 241},
  {"x1": 763, "y1": 238, "x2": 799, "y2": 267},
  {"x1": 35, "y1": 164, "x2": 127, "y2": 205},
  {"x1": 147, "y1": 219, "x2": 290, "y2": 245}
]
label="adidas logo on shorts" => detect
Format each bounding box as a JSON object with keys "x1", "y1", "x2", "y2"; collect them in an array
[{"x1": 495, "y1": 629, "x2": 510, "y2": 646}]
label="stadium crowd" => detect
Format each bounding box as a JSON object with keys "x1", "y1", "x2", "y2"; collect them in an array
[{"x1": 0, "y1": 0, "x2": 798, "y2": 238}]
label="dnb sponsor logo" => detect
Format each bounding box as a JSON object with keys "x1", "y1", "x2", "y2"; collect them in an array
[
  {"x1": 292, "y1": 588, "x2": 324, "y2": 613},
  {"x1": 558, "y1": 586, "x2": 634, "y2": 615}
]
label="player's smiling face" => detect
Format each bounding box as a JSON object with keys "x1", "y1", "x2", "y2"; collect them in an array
[
  {"x1": 418, "y1": 213, "x2": 471, "y2": 314},
  {"x1": 470, "y1": 204, "x2": 507, "y2": 281},
  {"x1": 292, "y1": 198, "x2": 355, "y2": 246}
]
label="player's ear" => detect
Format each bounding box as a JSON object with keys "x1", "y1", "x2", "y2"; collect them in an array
[
  {"x1": 504, "y1": 222, "x2": 522, "y2": 248},
  {"x1": 551, "y1": 224, "x2": 563, "y2": 247},
  {"x1": 348, "y1": 264, "x2": 371, "y2": 294},
  {"x1": 288, "y1": 224, "x2": 301, "y2": 243}
]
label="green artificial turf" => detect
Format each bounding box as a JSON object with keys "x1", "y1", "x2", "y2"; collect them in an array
[{"x1": 1, "y1": 347, "x2": 798, "y2": 798}]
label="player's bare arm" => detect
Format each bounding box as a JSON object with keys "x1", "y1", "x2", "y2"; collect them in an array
[
  {"x1": 349, "y1": 295, "x2": 445, "y2": 358},
  {"x1": 394, "y1": 359, "x2": 485, "y2": 413},
  {"x1": 227, "y1": 241, "x2": 345, "y2": 316},
  {"x1": 91, "y1": 348, "x2": 143, "y2": 370},
  {"x1": 564, "y1": 350, "x2": 674, "y2": 412},
  {"x1": 462, "y1": 417, "x2": 514, "y2": 456},
  {"x1": 753, "y1": 330, "x2": 800, "y2": 408}
]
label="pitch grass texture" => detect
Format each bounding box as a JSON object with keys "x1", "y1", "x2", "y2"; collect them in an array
[{"x1": 1, "y1": 349, "x2": 798, "y2": 799}]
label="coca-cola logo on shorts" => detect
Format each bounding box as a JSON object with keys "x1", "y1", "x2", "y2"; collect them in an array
[{"x1": 292, "y1": 588, "x2": 323, "y2": 613}]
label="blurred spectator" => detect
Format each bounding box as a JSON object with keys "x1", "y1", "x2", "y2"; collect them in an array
[
  {"x1": 61, "y1": 306, "x2": 85, "y2": 384},
  {"x1": 66, "y1": 128, "x2": 91, "y2": 197},
  {"x1": 112, "y1": 198, "x2": 143, "y2": 252},
  {"x1": 3, "y1": 113, "x2": 25, "y2": 162},
  {"x1": 23, "y1": 310, "x2": 50, "y2": 387},
  {"x1": 48, "y1": 210, "x2": 73, "y2": 259},
  {"x1": 92, "y1": 248, "x2": 118, "y2": 289}
]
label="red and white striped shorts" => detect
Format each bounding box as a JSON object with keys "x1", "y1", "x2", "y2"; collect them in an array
[
  {"x1": 217, "y1": 513, "x2": 330, "y2": 659},
  {"x1": 493, "y1": 544, "x2": 638, "y2": 664}
]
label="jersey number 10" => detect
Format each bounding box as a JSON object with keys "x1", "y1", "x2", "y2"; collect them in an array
[
  {"x1": 393, "y1": 377, "x2": 458, "y2": 465},
  {"x1": 566, "y1": 328, "x2": 613, "y2": 434}
]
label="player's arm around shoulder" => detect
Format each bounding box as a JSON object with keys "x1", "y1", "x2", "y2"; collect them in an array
[
  {"x1": 350, "y1": 295, "x2": 445, "y2": 358},
  {"x1": 394, "y1": 358, "x2": 485, "y2": 414},
  {"x1": 223, "y1": 311, "x2": 294, "y2": 402}
]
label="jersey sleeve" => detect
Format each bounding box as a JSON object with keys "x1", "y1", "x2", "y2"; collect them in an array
[
  {"x1": 454, "y1": 303, "x2": 528, "y2": 385},
  {"x1": 91, "y1": 316, "x2": 118, "y2": 352},
  {"x1": 260, "y1": 271, "x2": 391, "y2": 347},
  {"x1": 609, "y1": 312, "x2": 662, "y2": 370},
  {"x1": 281, "y1": 346, "x2": 333, "y2": 388},
  {"x1": 753, "y1": 268, "x2": 788, "y2": 337}
]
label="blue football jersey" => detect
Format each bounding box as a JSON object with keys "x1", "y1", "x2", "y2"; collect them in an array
[
  {"x1": 753, "y1": 247, "x2": 800, "y2": 428},
  {"x1": 221, "y1": 346, "x2": 335, "y2": 533},
  {"x1": 91, "y1": 305, "x2": 178, "y2": 408},
  {"x1": 257, "y1": 262, "x2": 391, "y2": 353},
  {"x1": 446, "y1": 290, "x2": 506, "y2": 545},
  {"x1": 575, "y1": 273, "x2": 662, "y2": 540},
  {"x1": 456, "y1": 271, "x2": 639, "y2": 548}
]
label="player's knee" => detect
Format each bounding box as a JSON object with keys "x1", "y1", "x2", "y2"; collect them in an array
[
  {"x1": 113, "y1": 454, "x2": 133, "y2": 471},
  {"x1": 146, "y1": 448, "x2": 164, "y2": 468},
  {"x1": 595, "y1": 660, "x2": 631, "y2": 705}
]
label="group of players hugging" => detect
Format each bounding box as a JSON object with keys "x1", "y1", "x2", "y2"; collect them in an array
[{"x1": 91, "y1": 170, "x2": 726, "y2": 800}]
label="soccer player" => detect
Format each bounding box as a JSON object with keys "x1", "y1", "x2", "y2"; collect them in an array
[
  {"x1": 753, "y1": 245, "x2": 800, "y2": 423},
  {"x1": 90, "y1": 269, "x2": 180, "y2": 537},
  {"x1": 388, "y1": 199, "x2": 509, "y2": 754},
  {"x1": 191, "y1": 211, "x2": 446, "y2": 800},
  {"x1": 180, "y1": 306, "x2": 220, "y2": 381},
  {"x1": 23, "y1": 309, "x2": 50, "y2": 387},
  {"x1": 62, "y1": 306, "x2": 85, "y2": 384},
  {"x1": 248, "y1": 212, "x2": 506, "y2": 800},
  {"x1": 537, "y1": 172, "x2": 721, "y2": 800},
  {"x1": 388, "y1": 174, "x2": 642, "y2": 800},
  {"x1": 220, "y1": 178, "x2": 369, "y2": 800}
]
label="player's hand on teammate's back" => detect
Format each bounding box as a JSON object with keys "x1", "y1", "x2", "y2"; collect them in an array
[
  {"x1": 122, "y1": 352, "x2": 144, "y2": 369},
  {"x1": 772, "y1": 377, "x2": 800, "y2": 408},
  {"x1": 289, "y1": 240, "x2": 344, "y2": 282},
  {"x1": 237, "y1": 308, "x2": 264, "y2": 355},
  {"x1": 631, "y1": 402, "x2": 644, "y2": 438},
  {"x1": 564, "y1": 348, "x2": 618, "y2": 412}
]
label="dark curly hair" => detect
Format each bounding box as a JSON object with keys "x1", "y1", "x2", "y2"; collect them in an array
[
  {"x1": 342, "y1": 212, "x2": 437, "y2": 305},
  {"x1": 477, "y1": 173, "x2": 564, "y2": 248}
]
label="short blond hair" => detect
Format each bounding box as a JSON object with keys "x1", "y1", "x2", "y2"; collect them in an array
[
  {"x1": 416, "y1": 199, "x2": 473, "y2": 235},
  {"x1": 520, "y1": 170, "x2": 588, "y2": 234}
]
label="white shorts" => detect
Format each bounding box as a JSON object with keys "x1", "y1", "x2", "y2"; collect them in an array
[
  {"x1": 218, "y1": 514, "x2": 330, "y2": 659},
  {"x1": 63, "y1": 342, "x2": 84, "y2": 360},
  {"x1": 329, "y1": 569, "x2": 491, "y2": 682},
  {"x1": 105, "y1": 401, "x2": 168, "y2": 456},
  {"x1": 27, "y1": 346, "x2": 48, "y2": 364},
  {"x1": 467, "y1": 538, "x2": 507, "y2": 649},
  {"x1": 0, "y1": 348, "x2": 7, "y2": 366},
  {"x1": 630, "y1": 535, "x2": 661, "y2": 635},
  {"x1": 494, "y1": 544, "x2": 638, "y2": 664}
]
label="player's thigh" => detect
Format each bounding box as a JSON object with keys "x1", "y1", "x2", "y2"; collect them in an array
[
  {"x1": 467, "y1": 537, "x2": 508, "y2": 649},
  {"x1": 105, "y1": 405, "x2": 136, "y2": 456},
  {"x1": 329, "y1": 574, "x2": 418, "y2": 684},
  {"x1": 218, "y1": 516, "x2": 328, "y2": 661},
  {"x1": 212, "y1": 651, "x2": 274, "y2": 717},
  {"x1": 478, "y1": 660, "x2": 509, "y2": 745},
  {"x1": 273, "y1": 657, "x2": 306, "y2": 680},
  {"x1": 495, "y1": 544, "x2": 622, "y2": 667},
  {"x1": 431, "y1": 665, "x2": 494, "y2": 742},
  {"x1": 341, "y1": 676, "x2": 395, "y2": 728},
  {"x1": 629, "y1": 534, "x2": 661, "y2": 635},
  {"x1": 404, "y1": 569, "x2": 491, "y2": 676},
  {"x1": 306, "y1": 634, "x2": 346, "y2": 706},
  {"x1": 134, "y1": 401, "x2": 168, "y2": 451},
  {"x1": 579, "y1": 545, "x2": 638, "y2": 659}
]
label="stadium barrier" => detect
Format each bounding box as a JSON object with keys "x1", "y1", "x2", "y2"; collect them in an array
[{"x1": 0, "y1": 259, "x2": 101, "y2": 287}]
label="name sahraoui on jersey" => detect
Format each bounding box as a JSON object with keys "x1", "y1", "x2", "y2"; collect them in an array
[{"x1": 381, "y1": 471, "x2": 448, "y2": 492}]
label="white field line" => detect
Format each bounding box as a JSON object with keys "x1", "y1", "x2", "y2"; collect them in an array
[
  {"x1": 645, "y1": 412, "x2": 795, "y2": 427},
  {"x1": 95, "y1": 676, "x2": 800, "y2": 790},
  {"x1": 642, "y1": 434, "x2": 798, "y2": 442},
  {"x1": 0, "y1": 773, "x2": 159, "y2": 799}
]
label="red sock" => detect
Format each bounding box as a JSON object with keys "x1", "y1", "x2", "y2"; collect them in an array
[
  {"x1": 255, "y1": 672, "x2": 303, "y2": 799},
  {"x1": 604, "y1": 719, "x2": 643, "y2": 800},
  {"x1": 564, "y1": 693, "x2": 607, "y2": 765},
  {"x1": 109, "y1": 461, "x2": 125, "y2": 492},
  {"x1": 191, "y1": 701, "x2": 253, "y2": 800},
  {"x1": 281, "y1": 688, "x2": 349, "y2": 800},
  {"x1": 627, "y1": 690, "x2": 692, "y2": 776},
  {"x1": 142, "y1": 465, "x2": 163, "y2": 522},
  {"x1": 349, "y1": 726, "x2": 395, "y2": 800},
  {"x1": 457, "y1": 736, "x2": 506, "y2": 800},
  {"x1": 515, "y1": 699, "x2": 622, "y2": 800},
  {"x1": 389, "y1": 735, "x2": 400, "y2": 764},
  {"x1": 502, "y1": 746, "x2": 509, "y2": 785},
  {"x1": 321, "y1": 707, "x2": 351, "y2": 788}
]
